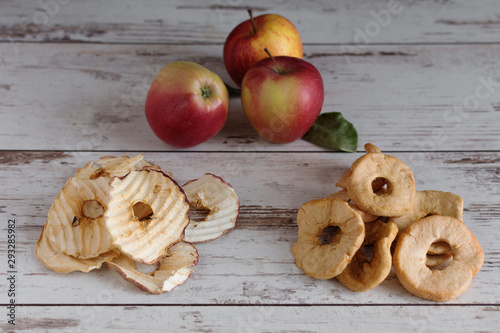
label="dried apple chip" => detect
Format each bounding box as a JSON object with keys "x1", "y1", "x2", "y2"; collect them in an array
[
  {"x1": 36, "y1": 225, "x2": 119, "y2": 274},
  {"x1": 104, "y1": 169, "x2": 190, "y2": 264},
  {"x1": 336, "y1": 220, "x2": 398, "y2": 292},
  {"x1": 389, "y1": 190, "x2": 464, "y2": 232},
  {"x1": 292, "y1": 198, "x2": 365, "y2": 280},
  {"x1": 346, "y1": 144, "x2": 416, "y2": 217},
  {"x1": 327, "y1": 190, "x2": 378, "y2": 223},
  {"x1": 107, "y1": 241, "x2": 198, "y2": 294},
  {"x1": 45, "y1": 155, "x2": 160, "y2": 259},
  {"x1": 182, "y1": 173, "x2": 240, "y2": 243},
  {"x1": 393, "y1": 215, "x2": 484, "y2": 302}
]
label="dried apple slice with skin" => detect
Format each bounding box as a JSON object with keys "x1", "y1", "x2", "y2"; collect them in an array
[
  {"x1": 292, "y1": 198, "x2": 365, "y2": 280},
  {"x1": 107, "y1": 241, "x2": 198, "y2": 294},
  {"x1": 181, "y1": 173, "x2": 240, "y2": 243},
  {"x1": 36, "y1": 225, "x2": 119, "y2": 274},
  {"x1": 45, "y1": 155, "x2": 160, "y2": 259},
  {"x1": 104, "y1": 169, "x2": 190, "y2": 264}
]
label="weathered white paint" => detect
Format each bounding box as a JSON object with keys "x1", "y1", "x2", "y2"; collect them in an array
[
  {"x1": 0, "y1": 44, "x2": 499, "y2": 152},
  {"x1": 1, "y1": 0, "x2": 500, "y2": 44},
  {"x1": 4, "y1": 305, "x2": 499, "y2": 332}
]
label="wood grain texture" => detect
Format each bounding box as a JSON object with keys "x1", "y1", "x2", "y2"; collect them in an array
[
  {"x1": 0, "y1": 151, "x2": 498, "y2": 305},
  {"x1": 1, "y1": 0, "x2": 500, "y2": 44},
  {"x1": 0, "y1": 43, "x2": 499, "y2": 152},
  {"x1": 3, "y1": 305, "x2": 499, "y2": 332}
]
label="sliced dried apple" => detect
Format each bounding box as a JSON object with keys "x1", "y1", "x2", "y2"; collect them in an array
[
  {"x1": 45, "y1": 155, "x2": 160, "y2": 259},
  {"x1": 104, "y1": 169, "x2": 190, "y2": 264},
  {"x1": 107, "y1": 241, "x2": 198, "y2": 294},
  {"x1": 36, "y1": 225, "x2": 119, "y2": 274},
  {"x1": 181, "y1": 173, "x2": 240, "y2": 243}
]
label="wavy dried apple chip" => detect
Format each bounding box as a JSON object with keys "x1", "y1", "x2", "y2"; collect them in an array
[
  {"x1": 104, "y1": 169, "x2": 190, "y2": 264},
  {"x1": 181, "y1": 173, "x2": 240, "y2": 243},
  {"x1": 107, "y1": 241, "x2": 198, "y2": 294},
  {"x1": 36, "y1": 225, "x2": 119, "y2": 274},
  {"x1": 45, "y1": 155, "x2": 160, "y2": 260}
]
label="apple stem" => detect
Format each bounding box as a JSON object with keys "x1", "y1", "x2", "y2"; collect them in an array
[
  {"x1": 264, "y1": 48, "x2": 282, "y2": 74},
  {"x1": 248, "y1": 9, "x2": 257, "y2": 34}
]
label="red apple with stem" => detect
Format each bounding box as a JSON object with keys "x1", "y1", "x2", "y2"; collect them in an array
[
  {"x1": 145, "y1": 61, "x2": 229, "y2": 148},
  {"x1": 241, "y1": 49, "x2": 324, "y2": 144},
  {"x1": 223, "y1": 10, "x2": 303, "y2": 87}
]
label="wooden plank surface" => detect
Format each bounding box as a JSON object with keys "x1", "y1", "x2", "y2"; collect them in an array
[
  {"x1": 1, "y1": 43, "x2": 499, "y2": 152},
  {"x1": 1, "y1": 1, "x2": 500, "y2": 331},
  {"x1": 4, "y1": 305, "x2": 499, "y2": 332},
  {"x1": 0, "y1": 151, "x2": 498, "y2": 306},
  {"x1": 1, "y1": 0, "x2": 500, "y2": 44}
]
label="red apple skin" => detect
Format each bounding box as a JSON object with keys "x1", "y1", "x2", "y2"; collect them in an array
[
  {"x1": 241, "y1": 56, "x2": 324, "y2": 144},
  {"x1": 223, "y1": 14, "x2": 303, "y2": 87},
  {"x1": 145, "y1": 61, "x2": 229, "y2": 148}
]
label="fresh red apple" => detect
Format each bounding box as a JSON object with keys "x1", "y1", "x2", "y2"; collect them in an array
[
  {"x1": 241, "y1": 50, "x2": 324, "y2": 144},
  {"x1": 223, "y1": 10, "x2": 303, "y2": 87},
  {"x1": 145, "y1": 61, "x2": 229, "y2": 148}
]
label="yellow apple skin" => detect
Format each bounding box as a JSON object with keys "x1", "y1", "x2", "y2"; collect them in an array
[
  {"x1": 241, "y1": 56, "x2": 324, "y2": 144},
  {"x1": 224, "y1": 14, "x2": 303, "y2": 87},
  {"x1": 145, "y1": 61, "x2": 229, "y2": 148}
]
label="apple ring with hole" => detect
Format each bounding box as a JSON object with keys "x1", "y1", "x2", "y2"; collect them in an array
[
  {"x1": 346, "y1": 143, "x2": 416, "y2": 217},
  {"x1": 45, "y1": 155, "x2": 160, "y2": 260},
  {"x1": 104, "y1": 169, "x2": 190, "y2": 265},
  {"x1": 389, "y1": 190, "x2": 464, "y2": 255},
  {"x1": 182, "y1": 173, "x2": 240, "y2": 243},
  {"x1": 336, "y1": 220, "x2": 398, "y2": 292},
  {"x1": 292, "y1": 198, "x2": 365, "y2": 280},
  {"x1": 36, "y1": 225, "x2": 119, "y2": 273},
  {"x1": 393, "y1": 215, "x2": 484, "y2": 302},
  {"x1": 108, "y1": 241, "x2": 198, "y2": 294}
]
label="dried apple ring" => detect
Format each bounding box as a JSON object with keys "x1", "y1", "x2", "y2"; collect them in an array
[
  {"x1": 36, "y1": 225, "x2": 119, "y2": 274},
  {"x1": 46, "y1": 155, "x2": 160, "y2": 259},
  {"x1": 292, "y1": 198, "x2": 365, "y2": 280},
  {"x1": 182, "y1": 173, "x2": 240, "y2": 243},
  {"x1": 104, "y1": 169, "x2": 190, "y2": 265},
  {"x1": 389, "y1": 190, "x2": 463, "y2": 255},
  {"x1": 389, "y1": 190, "x2": 463, "y2": 232},
  {"x1": 108, "y1": 241, "x2": 198, "y2": 294},
  {"x1": 393, "y1": 215, "x2": 484, "y2": 302},
  {"x1": 346, "y1": 144, "x2": 416, "y2": 217},
  {"x1": 327, "y1": 190, "x2": 378, "y2": 223},
  {"x1": 336, "y1": 220, "x2": 398, "y2": 292}
]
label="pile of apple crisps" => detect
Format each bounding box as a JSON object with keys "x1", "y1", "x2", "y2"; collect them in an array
[
  {"x1": 293, "y1": 143, "x2": 484, "y2": 302},
  {"x1": 36, "y1": 155, "x2": 239, "y2": 294}
]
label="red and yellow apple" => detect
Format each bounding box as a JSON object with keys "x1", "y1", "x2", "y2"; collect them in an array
[
  {"x1": 241, "y1": 52, "x2": 324, "y2": 144},
  {"x1": 145, "y1": 61, "x2": 229, "y2": 148},
  {"x1": 223, "y1": 10, "x2": 303, "y2": 87}
]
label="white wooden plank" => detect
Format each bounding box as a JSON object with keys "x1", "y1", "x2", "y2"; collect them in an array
[
  {"x1": 4, "y1": 305, "x2": 500, "y2": 332},
  {"x1": 1, "y1": 0, "x2": 500, "y2": 44},
  {"x1": 0, "y1": 151, "x2": 498, "y2": 305},
  {"x1": 1, "y1": 43, "x2": 499, "y2": 152}
]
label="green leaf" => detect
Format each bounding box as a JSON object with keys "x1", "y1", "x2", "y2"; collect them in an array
[
  {"x1": 302, "y1": 112, "x2": 358, "y2": 153},
  {"x1": 224, "y1": 82, "x2": 241, "y2": 98}
]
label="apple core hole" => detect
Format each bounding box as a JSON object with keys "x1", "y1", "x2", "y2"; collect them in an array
[
  {"x1": 190, "y1": 206, "x2": 211, "y2": 227},
  {"x1": 133, "y1": 202, "x2": 154, "y2": 224},
  {"x1": 318, "y1": 226, "x2": 341, "y2": 245},
  {"x1": 372, "y1": 177, "x2": 392, "y2": 196},
  {"x1": 361, "y1": 244, "x2": 374, "y2": 262},
  {"x1": 81, "y1": 200, "x2": 105, "y2": 218}
]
